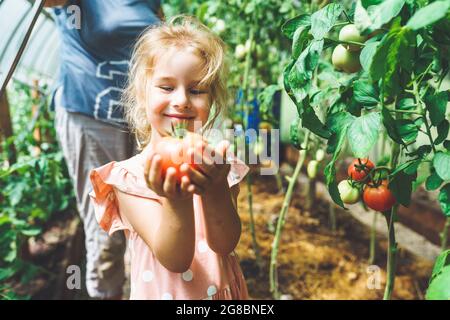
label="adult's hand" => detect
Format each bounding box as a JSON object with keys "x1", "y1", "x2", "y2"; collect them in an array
[{"x1": 44, "y1": 0, "x2": 67, "y2": 7}]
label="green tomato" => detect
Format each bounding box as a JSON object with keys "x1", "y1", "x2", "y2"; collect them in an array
[
  {"x1": 338, "y1": 180, "x2": 360, "y2": 204},
  {"x1": 339, "y1": 24, "x2": 367, "y2": 52},
  {"x1": 332, "y1": 45, "x2": 361, "y2": 73},
  {"x1": 253, "y1": 138, "x2": 265, "y2": 156},
  {"x1": 307, "y1": 160, "x2": 319, "y2": 179},
  {"x1": 235, "y1": 44, "x2": 247, "y2": 60},
  {"x1": 213, "y1": 19, "x2": 226, "y2": 34},
  {"x1": 315, "y1": 149, "x2": 325, "y2": 162}
]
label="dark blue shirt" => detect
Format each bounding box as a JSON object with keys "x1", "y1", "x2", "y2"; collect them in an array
[{"x1": 52, "y1": 0, "x2": 160, "y2": 127}]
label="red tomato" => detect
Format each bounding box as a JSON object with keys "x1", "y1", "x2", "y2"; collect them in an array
[
  {"x1": 363, "y1": 180, "x2": 396, "y2": 212},
  {"x1": 347, "y1": 158, "x2": 375, "y2": 181},
  {"x1": 154, "y1": 133, "x2": 204, "y2": 184}
]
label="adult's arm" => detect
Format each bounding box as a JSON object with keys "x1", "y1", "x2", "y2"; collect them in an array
[{"x1": 44, "y1": 0, "x2": 67, "y2": 7}]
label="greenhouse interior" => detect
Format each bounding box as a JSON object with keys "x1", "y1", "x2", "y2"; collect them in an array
[{"x1": 0, "y1": 0, "x2": 449, "y2": 301}]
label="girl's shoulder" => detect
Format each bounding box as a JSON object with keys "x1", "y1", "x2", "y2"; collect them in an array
[
  {"x1": 89, "y1": 152, "x2": 160, "y2": 235},
  {"x1": 90, "y1": 152, "x2": 159, "y2": 201}
]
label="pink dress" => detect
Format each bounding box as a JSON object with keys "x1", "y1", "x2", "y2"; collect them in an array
[{"x1": 89, "y1": 148, "x2": 249, "y2": 300}]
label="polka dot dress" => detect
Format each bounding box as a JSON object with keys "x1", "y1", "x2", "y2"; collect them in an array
[{"x1": 89, "y1": 148, "x2": 250, "y2": 300}]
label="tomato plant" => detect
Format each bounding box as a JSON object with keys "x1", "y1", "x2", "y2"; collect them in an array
[
  {"x1": 282, "y1": 0, "x2": 450, "y2": 299},
  {"x1": 1, "y1": 81, "x2": 75, "y2": 299}
]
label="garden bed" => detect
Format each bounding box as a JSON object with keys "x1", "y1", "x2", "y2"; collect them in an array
[{"x1": 236, "y1": 173, "x2": 434, "y2": 300}]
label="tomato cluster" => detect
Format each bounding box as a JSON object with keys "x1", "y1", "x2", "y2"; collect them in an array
[
  {"x1": 338, "y1": 158, "x2": 397, "y2": 213},
  {"x1": 331, "y1": 24, "x2": 366, "y2": 73}
]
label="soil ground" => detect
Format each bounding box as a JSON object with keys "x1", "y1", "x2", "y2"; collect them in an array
[{"x1": 236, "y1": 174, "x2": 433, "y2": 300}]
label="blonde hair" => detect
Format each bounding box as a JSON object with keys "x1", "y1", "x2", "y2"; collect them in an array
[{"x1": 122, "y1": 15, "x2": 229, "y2": 149}]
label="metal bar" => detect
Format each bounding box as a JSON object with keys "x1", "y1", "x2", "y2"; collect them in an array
[
  {"x1": 0, "y1": 0, "x2": 46, "y2": 96},
  {"x1": 0, "y1": 4, "x2": 32, "y2": 64},
  {"x1": 26, "y1": 0, "x2": 55, "y2": 22}
]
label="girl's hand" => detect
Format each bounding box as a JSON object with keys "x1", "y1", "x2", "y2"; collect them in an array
[
  {"x1": 144, "y1": 153, "x2": 198, "y2": 200},
  {"x1": 180, "y1": 140, "x2": 231, "y2": 195}
]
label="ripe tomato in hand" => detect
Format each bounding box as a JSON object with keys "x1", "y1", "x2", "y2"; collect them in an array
[
  {"x1": 348, "y1": 158, "x2": 375, "y2": 181},
  {"x1": 363, "y1": 180, "x2": 396, "y2": 212},
  {"x1": 154, "y1": 133, "x2": 204, "y2": 184},
  {"x1": 338, "y1": 180, "x2": 360, "y2": 204}
]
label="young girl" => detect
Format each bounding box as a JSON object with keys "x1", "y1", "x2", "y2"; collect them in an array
[{"x1": 89, "y1": 16, "x2": 249, "y2": 300}]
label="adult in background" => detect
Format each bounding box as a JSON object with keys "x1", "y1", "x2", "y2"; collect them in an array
[{"x1": 44, "y1": 0, "x2": 162, "y2": 299}]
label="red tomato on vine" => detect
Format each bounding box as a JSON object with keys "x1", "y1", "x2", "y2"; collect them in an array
[
  {"x1": 348, "y1": 158, "x2": 375, "y2": 181},
  {"x1": 363, "y1": 180, "x2": 396, "y2": 212}
]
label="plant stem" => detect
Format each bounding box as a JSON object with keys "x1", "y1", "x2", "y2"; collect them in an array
[
  {"x1": 383, "y1": 142, "x2": 400, "y2": 300},
  {"x1": 383, "y1": 208, "x2": 398, "y2": 300},
  {"x1": 334, "y1": 22, "x2": 349, "y2": 27},
  {"x1": 240, "y1": 26, "x2": 262, "y2": 270},
  {"x1": 389, "y1": 109, "x2": 421, "y2": 115},
  {"x1": 325, "y1": 37, "x2": 366, "y2": 47},
  {"x1": 270, "y1": 131, "x2": 310, "y2": 299},
  {"x1": 441, "y1": 217, "x2": 450, "y2": 251},
  {"x1": 329, "y1": 202, "x2": 336, "y2": 233},
  {"x1": 368, "y1": 212, "x2": 377, "y2": 265},
  {"x1": 412, "y1": 78, "x2": 436, "y2": 154},
  {"x1": 342, "y1": 10, "x2": 352, "y2": 23},
  {"x1": 246, "y1": 174, "x2": 263, "y2": 270}
]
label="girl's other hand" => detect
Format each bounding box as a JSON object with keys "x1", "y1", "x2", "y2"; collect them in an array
[
  {"x1": 180, "y1": 140, "x2": 231, "y2": 195},
  {"x1": 144, "y1": 153, "x2": 196, "y2": 200}
]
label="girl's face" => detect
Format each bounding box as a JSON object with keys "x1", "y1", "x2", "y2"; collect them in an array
[{"x1": 146, "y1": 47, "x2": 211, "y2": 141}]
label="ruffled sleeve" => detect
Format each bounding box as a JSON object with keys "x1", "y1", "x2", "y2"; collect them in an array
[
  {"x1": 227, "y1": 157, "x2": 250, "y2": 188},
  {"x1": 89, "y1": 160, "x2": 161, "y2": 235}
]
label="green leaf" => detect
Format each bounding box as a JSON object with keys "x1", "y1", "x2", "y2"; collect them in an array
[
  {"x1": 406, "y1": 145, "x2": 432, "y2": 158},
  {"x1": 258, "y1": 84, "x2": 280, "y2": 116},
  {"x1": 324, "y1": 126, "x2": 348, "y2": 208},
  {"x1": 426, "y1": 172, "x2": 443, "y2": 191},
  {"x1": 426, "y1": 250, "x2": 450, "y2": 299},
  {"x1": 445, "y1": 140, "x2": 450, "y2": 151},
  {"x1": 355, "y1": 0, "x2": 406, "y2": 34},
  {"x1": 347, "y1": 112, "x2": 381, "y2": 158},
  {"x1": 382, "y1": 106, "x2": 404, "y2": 145},
  {"x1": 360, "y1": 41, "x2": 379, "y2": 72},
  {"x1": 290, "y1": 118, "x2": 302, "y2": 149},
  {"x1": 430, "y1": 249, "x2": 450, "y2": 280},
  {"x1": 353, "y1": 80, "x2": 379, "y2": 106},
  {"x1": 438, "y1": 184, "x2": 450, "y2": 216},
  {"x1": 301, "y1": 104, "x2": 331, "y2": 139},
  {"x1": 288, "y1": 40, "x2": 324, "y2": 104},
  {"x1": 397, "y1": 98, "x2": 416, "y2": 110},
  {"x1": 282, "y1": 14, "x2": 311, "y2": 39},
  {"x1": 406, "y1": 1, "x2": 450, "y2": 31},
  {"x1": 434, "y1": 152, "x2": 450, "y2": 181},
  {"x1": 310, "y1": 3, "x2": 344, "y2": 40},
  {"x1": 20, "y1": 227, "x2": 42, "y2": 237},
  {"x1": 396, "y1": 119, "x2": 419, "y2": 144},
  {"x1": 292, "y1": 26, "x2": 310, "y2": 60},
  {"x1": 370, "y1": 24, "x2": 415, "y2": 96},
  {"x1": 425, "y1": 91, "x2": 448, "y2": 126},
  {"x1": 389, "y1": 170, "x2": 416, "y2": 207},
  {"x1": 436, "y1": 120, "x2": 450, "y2": 145},
  {"x1": 0, "y1": 268, "x2": 15, "y2": 281}
]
